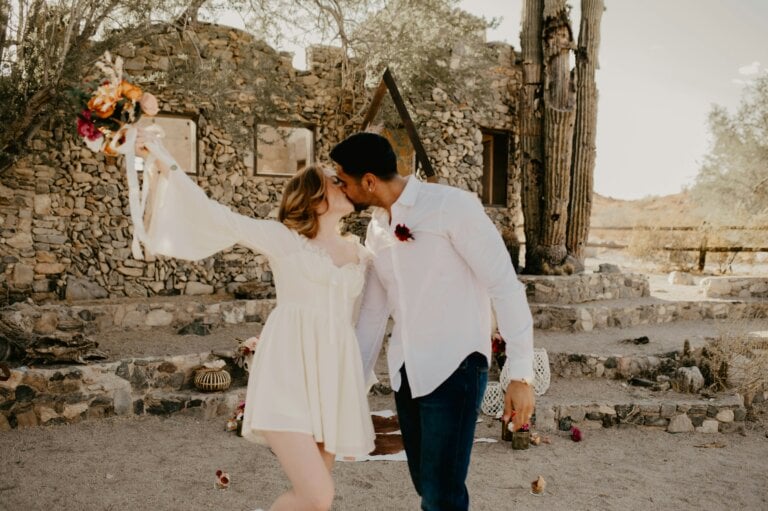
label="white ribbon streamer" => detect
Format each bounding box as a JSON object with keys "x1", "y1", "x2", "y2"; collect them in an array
[{"x1": 112, "y1": 124, "x2": 180, "y2": 261}]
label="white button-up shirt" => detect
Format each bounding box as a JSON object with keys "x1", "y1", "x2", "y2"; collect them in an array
[{"x1": 356, "y1": 176, "x2": 534, "y2": 398}]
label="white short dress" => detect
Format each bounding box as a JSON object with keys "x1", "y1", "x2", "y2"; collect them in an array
[{"x1": 140, "y1": 166, "x2": 375, "y2": 457}]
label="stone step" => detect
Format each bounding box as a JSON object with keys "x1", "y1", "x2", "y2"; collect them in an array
[
  {"x1": 523, "y1": 377, "x2": 752, "y2": 435},
  {"x1": 137, "y1": 388, "x2": 246, "y2": 420},
  {"x1": 536, "y1": 318, "x2": 768, "y2": 380},
  {"x1": 530, "y1": 297, "x2": 767, "y2": 332},
  {"x1": 518, "y1": 272, "x2": 650, "y2": 304},
  {"x1": 0, "y1": 352, "x2": 247, "y2": 431},
  {"x1": 4, "y1": 359, "x2": 761, "y2": 436}
]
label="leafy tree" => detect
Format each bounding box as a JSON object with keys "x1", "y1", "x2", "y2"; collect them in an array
[
  {"x1": 0, "y1": 0, "x2": 210, "y2": 174},
  {"x1": 691, "y1": 74, "x2": 768, "y2": 225}
]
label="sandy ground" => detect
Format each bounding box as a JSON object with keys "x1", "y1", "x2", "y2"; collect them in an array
[{"x1": 1, "y1": 392, "x2": 767, "y2": 511}]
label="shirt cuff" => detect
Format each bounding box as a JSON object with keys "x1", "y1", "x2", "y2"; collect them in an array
[{"x1": 501, "y1": 357, "x2": 535, "y2": 388}]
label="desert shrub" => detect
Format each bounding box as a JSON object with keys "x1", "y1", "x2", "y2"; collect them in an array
[{"x1": 704, "y1": 320, "x2": 768, "y2": 403}]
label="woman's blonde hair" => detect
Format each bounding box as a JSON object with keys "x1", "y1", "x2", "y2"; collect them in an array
[{"x1": 278, "y1": 165, "x2": 327, "y2": 238}]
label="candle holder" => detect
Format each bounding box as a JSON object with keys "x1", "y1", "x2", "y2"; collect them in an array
[
  {"x1": 501, "y1": 419, "x2": 513, "y2": 441},
  {"x1": 511, "y1": 431, "x2": 530, "y2": 450}
]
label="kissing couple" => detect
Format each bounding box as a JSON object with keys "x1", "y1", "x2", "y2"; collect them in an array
[{"x1": 135, "y1": 131, "x2": 535, "y2": 511}]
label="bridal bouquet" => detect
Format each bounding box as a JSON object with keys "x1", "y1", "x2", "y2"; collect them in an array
[
  {"x1": 70, "y1": 51, "x2": 173, "y2": 260},
  {"x1": 70, "y1": 52, "x2": 159, "y2": 154}
]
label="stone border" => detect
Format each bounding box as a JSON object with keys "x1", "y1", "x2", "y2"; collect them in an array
[
  {"x1": 701, "y1": 277, "x2": 768, "y2": 299},
  {"x1": 531, "y1": 300, "x2": 768, "y2": 332},
  {"x1": 518, "y1": 273, "x2": 650, "y2": 304},
  {"x1": 547, "y1": 351, "x2": 678, "y2": 380},
  {"x1": 0, "y1": 352, "x2": 245, "y2": 430},
  {"x1": 534, "y1": 393, "x2": 748, "y2": 434}
]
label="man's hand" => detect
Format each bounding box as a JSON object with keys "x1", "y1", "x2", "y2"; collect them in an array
[{"x1": 502, "y1": 381, "x2": 535, "y2": 432}]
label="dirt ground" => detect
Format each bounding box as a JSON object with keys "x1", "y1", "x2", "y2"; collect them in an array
[
  {"x1": 3, "y1": 254, "x2": 766, "y2": 510},
  {"x1": 1, "y1": 392, "x2": 767, "y2": 511}
]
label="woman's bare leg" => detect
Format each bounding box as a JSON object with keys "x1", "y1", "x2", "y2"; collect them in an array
[
  {"x1": 263, "y1": 431, "x2": 334, "y2": 511},
  {"x1": 317, "y1": 442, "x2": 335, "y2": 473}
]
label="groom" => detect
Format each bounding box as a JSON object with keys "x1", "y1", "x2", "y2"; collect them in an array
[{"x1": 330, "y1": 132, "x2": 535, "y2": 511}]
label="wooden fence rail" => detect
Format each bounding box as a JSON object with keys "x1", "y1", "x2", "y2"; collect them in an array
[{"x1": 587, "y1": 225, "x2": 768, "y2": 271}]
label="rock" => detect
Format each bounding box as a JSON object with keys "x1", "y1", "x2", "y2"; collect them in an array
[
  {"x1": 65, "y1": 277, "x2": 109, "y2": 301},
  {"x1": 701, "y1": 277, "x2": 732, "y2": 298},
  {"x1": 674, "y1": 366, "x2": 704, "y2": 393},
  {"x1": 145, "y1": 310, "x2": 173, "y2": 327},
  {"x1": 715, "y1": 409, "x2": 734, "y2": 423},
  {"x1": 35, "y1": 262, "x2": 66, "y2": 275},
  {"x1": 668, "y1": 271, "x2": 694, "y2": 285},
  {"x1": 185, "y1": 282, "x2": 214, "y2": 295},
  {"x1": 667, "y1": 414, "x2": 694, "y2": 433},
  {"x1": 177, "y1": 320, "x2": 211, "y2": 336},
  {"x1": 117, "y1": 266, "x2": 144, "y2": 277},
  {"x1": 12, "y1": 264, "x2": 34, "y2": 288},
  {"x1": 113, "y1": 386, "x2": 132, "y2": 415},
  {"x1": 628, "y1": 377, "x2": 655, "y2": 387},
  {"x1": 34, "y1": 194, "x2": 52, "y2": 215},
  {"x1": 33, "y1": 312, "x2": 59, "y2": 334},
  {"x1": 597, "y1": 263, "x2": 621, "y2": 274},
  {"x1": 62, "y1": 402, "x2": 88, "y2": 421},
  {"x1": 695, "y1": 419, "x2": 720, "y2": 434},
  {"x1": 14, "y1": 409, "x2": 38, "y2": 429},
  {"x1": 38, "y1": 406, "x2": 59, "y2": 424},
  {"x1": 535, "y1": 407, "x2": 557, "y2": 432}
]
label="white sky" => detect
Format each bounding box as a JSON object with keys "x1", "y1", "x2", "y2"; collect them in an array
[{"x1": 219, "y1": 0, "x2": 768, "y2": 200}]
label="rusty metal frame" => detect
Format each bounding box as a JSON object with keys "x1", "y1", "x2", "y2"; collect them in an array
[{"x1": 360, "y1": 68, "x2": 437, "y2": 183}]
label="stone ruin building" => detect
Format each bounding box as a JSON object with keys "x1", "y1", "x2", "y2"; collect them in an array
[{"x1": 0, "y1": 22, "x2": 523, "y2": 306}]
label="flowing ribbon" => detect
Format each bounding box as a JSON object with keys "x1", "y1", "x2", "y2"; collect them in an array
[{"x1": 111, "y1": 124, "x2": 180, "y2": 260}]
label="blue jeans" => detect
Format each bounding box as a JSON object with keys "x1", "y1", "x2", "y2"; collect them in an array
[{"x1": 394, "y1": 352, "x2": 489, "y2": 511}]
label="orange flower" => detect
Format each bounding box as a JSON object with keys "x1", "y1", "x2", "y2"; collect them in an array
[
  {"x1": 88, "y1": 95, "x2": 116, "y2": 118},
  {"x1": 88, "y1": 83, "x2": 119, "y2": 119},
  {"x1": 119, "y1": 80, "x2": 143, "y2": 101}
]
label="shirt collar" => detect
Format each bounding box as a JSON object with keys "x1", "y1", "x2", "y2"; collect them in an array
[
  {"x1": 371, "y1": 175, "x2": 421, "y2": 224},
  {"x1": 394, "y1": 176, "x2": 421, "y2": 208}
]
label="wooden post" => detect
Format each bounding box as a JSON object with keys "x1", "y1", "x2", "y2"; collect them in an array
[
  {"x1": 359, "y1": 68, "x2": 437, "y2": 182},
  {"x1": 698, "y1": 234, "x2": 708, "y2": 272}
]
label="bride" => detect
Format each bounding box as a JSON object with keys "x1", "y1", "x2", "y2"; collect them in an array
[{"x1": 135, "y1": 137, "x2": 374, "y2": 511}]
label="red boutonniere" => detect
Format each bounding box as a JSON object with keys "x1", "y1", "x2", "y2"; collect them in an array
[{"x1": 394, "y1": 224, "x2": 414, "y2": 242}]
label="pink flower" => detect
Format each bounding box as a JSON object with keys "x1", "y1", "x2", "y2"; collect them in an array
[
  {"x1": 139, "y1": 92, "x2": 159, "y2": 116},
  {"x1": 394, "y1": 224, "x2": 414, "y2": 242},
  {"x1": 76, "y1": 110, "x2": 102, "y2": 141}
]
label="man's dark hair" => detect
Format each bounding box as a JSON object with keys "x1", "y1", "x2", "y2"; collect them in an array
[{"x1": 329, "y1": 132, "x2": 398, "y2": 180}]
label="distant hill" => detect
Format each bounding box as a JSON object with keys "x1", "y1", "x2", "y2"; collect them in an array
[{"x1": 591, "y1": 191, "x2": 703, "y2": 228}]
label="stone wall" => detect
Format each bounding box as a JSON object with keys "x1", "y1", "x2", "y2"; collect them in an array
[
  {"x1": 519, "y1": 273, "x2": 650, "y2": 304},
  {"x1": 701, "y1": 276, "x2": 768, "y2": 299},
  {"x1": 0, "y1": 24, "x2": 523, "y2": 304}
]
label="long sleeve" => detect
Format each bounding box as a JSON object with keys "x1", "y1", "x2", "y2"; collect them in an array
[
  {"x1": 142, "y1": 163, "x2": 297, "y2": 261},
  {"x1": 444, "y1": 191, "x2": 535, "y2": 383},
  {"x1": 355, "y1": 254, "x2": 391, "y2": 380}
]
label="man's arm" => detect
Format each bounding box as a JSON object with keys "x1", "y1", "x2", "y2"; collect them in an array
[{"x1": 445, "y1": 190, "x2": 535, "y2": 430}]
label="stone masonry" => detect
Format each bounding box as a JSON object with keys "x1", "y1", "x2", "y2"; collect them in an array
[{"x1": 0, "y1": 23, "x2": 524, "y2": 305}]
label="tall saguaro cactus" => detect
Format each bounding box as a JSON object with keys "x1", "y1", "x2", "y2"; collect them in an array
[
  {"x1": 519, "y1": 0, "x2": 545, "y2": 272},
  {"x1": 537, "y1": 0, "x2": 576, "y2": 267},
  {"x1": 518, "y1": 0, "x2": 604, "y2": 274},
  {"x1": 567, "y1": 0, "x2": 604, "y2": 261}
]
